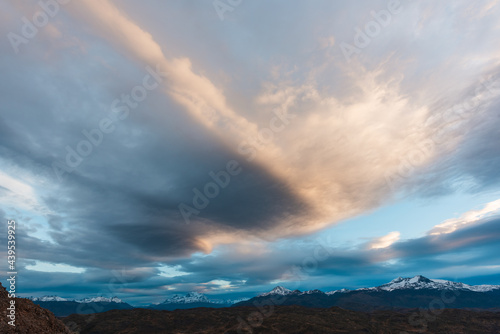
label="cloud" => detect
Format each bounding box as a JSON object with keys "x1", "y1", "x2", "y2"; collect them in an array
[
  {"x1": 25, "y1": 261, "x2": 86, "y2": 274},
  {"x1": 393, "y1": 215, "x2": 500, "y2": 260},
  {"x1": 59, "y1": 0, "x2": 500, "y2": 243},
  {"x1": 0, "y1": 170, "x2": 39, "y2": 211},
  {"x1": 369, "y1": 231, "x2": 401, "y2": 249},
  {"x1": 429, "y1": 199, "x2": 500, "y2": 235},
  {"x1": 1, "y1": 0, "x2": 500, "y2": 302}
]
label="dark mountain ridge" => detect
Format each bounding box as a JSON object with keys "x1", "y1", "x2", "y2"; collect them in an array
[
  {"x1": 31, "y1": 299, "x2": 134, "y2": 317},
  {"x1": 27, "y1": 275, "x2": 500, "y2": 317},
  {"x1": 234, "y1": 275, "x2": 500, "y2": 311}
]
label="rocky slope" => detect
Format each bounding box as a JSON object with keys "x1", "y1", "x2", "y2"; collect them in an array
[
  {"x1": 0, "y1": 282, "x2": 71, "y2": 334},
  {"x1": 63, "y1": 305, "x2": 500, "y2": 333}
]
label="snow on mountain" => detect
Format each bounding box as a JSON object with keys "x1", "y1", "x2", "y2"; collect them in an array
[
  {"x1": 299, "y1": 289, "x2": 323, "y2": 295},
  {"x1": 160, "y1": 292, "x2": 247, "y2": 305},
  {"x1": 161, "y1": 292, "x2": 210, "y2": 304},
  {"x1": 259, "y1": 286, "x2": 323, "y2": 297},
  {"x1": 210, "y1": 297, "x2": 250, "y2": 304},
  {"x1": 363, "y1": 275, "x2": 500, "y2": 292},
  {"x1": 325, "y1": 288, "x2": 350, "y2": 295},
  {"x1": 27, "y1": 275, "x2": 500, "y2": 308},
  {"x1": 259, "y1": 286, "x2": 298, "y2": 297},
  {"x1": 29, "y1": 296, "x2": 69, "y2": 302},
  {"x1": 77, "y1": 296, "x2": 125, "y2": 303},
  {"x1": 29, "y1": 295, "x2": 125, "y2": 303},
  {"x1": 258, "y1": 276, "x2": 500, "y2": 297},
  {"x1": 206, "y1": 298, "x2": 227, "y2": 305},
  {"x1": 227, "y1": 297, "x2": 250, "y2": 304},
  {"x1": 467, "y1": 284, "x2": 500, "y2": 292}
]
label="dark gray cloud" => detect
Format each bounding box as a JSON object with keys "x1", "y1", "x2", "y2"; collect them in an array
[
  {"x1": 393, "y1": 216, "x2": 500, "y2": 259},
  {"x1": 0, "y1": 26, "x2": 310, "y2": 267}
]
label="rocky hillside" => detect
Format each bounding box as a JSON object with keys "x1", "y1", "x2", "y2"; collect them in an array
[
  {"x1": 0, "y1": 282, "x2": 71, "y2": 334},
  {"x1": 63, "y1": 305, "x2": 500, "y2": 333}
]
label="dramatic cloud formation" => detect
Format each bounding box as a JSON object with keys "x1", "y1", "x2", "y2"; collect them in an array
[{"x1": 1, "y1": 0, "x2": 500, "y2": 303}]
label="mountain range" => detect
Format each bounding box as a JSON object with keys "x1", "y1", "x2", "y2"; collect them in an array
[
  {"x1": 235, "y1": 275, "x2": 500, "y2": 311},
  {"x1": 29, "y1": 295, "x2": 126, "y2": 303},
  {"x1": 149, "y1": 292, "x2": 249, "y2": 310},
  {"x1": 258, "y1": 275, "x2": 500, "y2": 296},
  {"x1": 28, "y1": 295, "x2": 134, "y2": 317},
  {"x1": 6, "y1": 275, "x2": 500, "y2": 334},
  {"x1": 27, "y1": 291, "x2": 248, "y2": 315},
  {"x1": 26, "y1": 275, "x2": 500, "y2": 316}
]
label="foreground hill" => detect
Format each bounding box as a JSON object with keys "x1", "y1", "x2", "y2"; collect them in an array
[
  {"x1": 0, "y1": 282, "x2": 71, "y2": 334},
  {"x1": 63, "y1": 305, "x2": 500, "y2": 334}
]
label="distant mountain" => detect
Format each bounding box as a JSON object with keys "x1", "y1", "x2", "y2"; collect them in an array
[
  {"x1": 149, "y1": 292, "x2": 249, "y2": 311},
  {"x1": 27, "y1": 291, "x2": 249, "y2": 315},
  {"x1": 259, "y1": 286, "x2": 296, "y2": 297},
  {"x1": 77, "y1": 296, "x2": 126, "y2": 303},
  {"x1": 325, "y1": 288, "x2": 350, "y2": 295},
  {"x1": 355, "y1": 275, "x2": 500, "y2": 293},
  {"x1": 29, "y1": 295, "x2": 126, "y2": 303},
  {"x1": 234, "y1": 275, "x2": 500, "y2": 311},
  {"x1": 27, "y1": 295, "x2": 133, "y2": 317},
  {"x1": 158, "y1": 292, "x2": 210, "y2": 304},
  {"x1": 26, "y1": 275, "x2": 500, "y2": 317},
  {"x1": 30, "y1": 295, "x2": 69, "y2": 302}
]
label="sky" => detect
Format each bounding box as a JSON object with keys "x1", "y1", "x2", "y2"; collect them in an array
[{"x1": 1, "y1": 0, "x2": 500, "y2": 306}]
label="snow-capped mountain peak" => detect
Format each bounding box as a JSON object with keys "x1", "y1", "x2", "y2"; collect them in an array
[
  {"x1": 158, "y1": 292, "x2": 248, "y2": 305},
  {"x1": 376, "y1": 275, "x2": 435, "y2": 291},
  {"x1": 259, "y1": 286, "x2": 294, "y2": 297},
  {"x1": 368, "y1": 275, "x2": 500, "y2": 292},
  {"x1": 161, "y1": 292, "x2": 210, "y2": 304},
  {"x1": 28, "y1": 295, "x2": 125, "y2": 303},
  {"x1": 29, "y1": 295, "x2": 68, "y2": 302},
  {"x1": 300, "y1": 289, "x2": 323, "y2": 295},
  {"x1": 325, "y1": 288, "x2": 350, "y2": 295},
  {"x1": 390, "y1": 276, "x2": 404, "y2": 283},
  {"x1": 77, "y1": 296, "x2": 124, "y2": 303}
]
